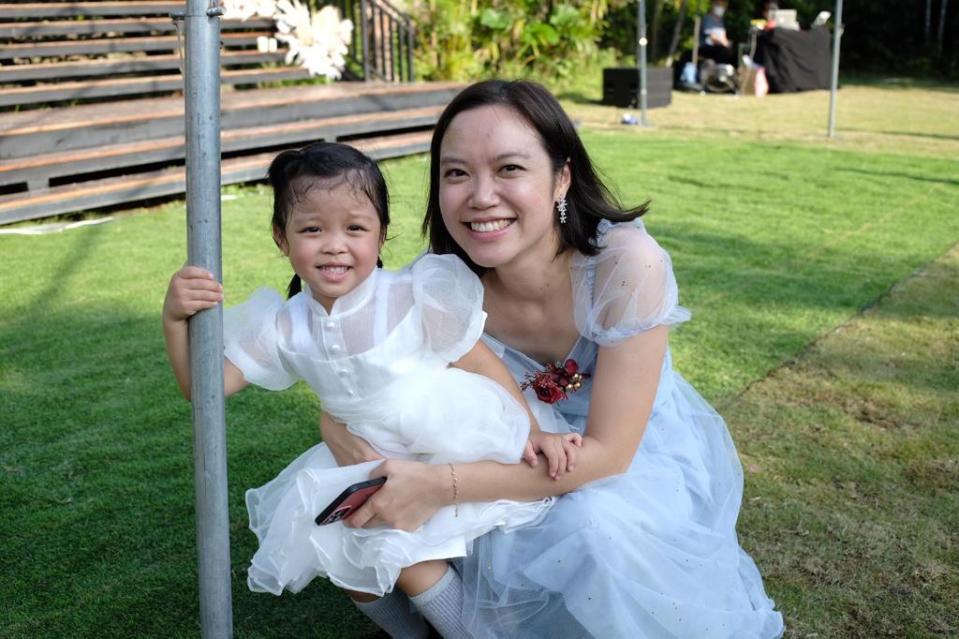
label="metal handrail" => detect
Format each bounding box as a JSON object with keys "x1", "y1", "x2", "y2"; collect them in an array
[{"x1": 324, "y1": 0, "x2": 414, "y2": 82}]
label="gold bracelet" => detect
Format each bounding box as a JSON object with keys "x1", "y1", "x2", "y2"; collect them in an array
[{"x1": 448, "y1": 462, "x2": 459, "y2": 518}]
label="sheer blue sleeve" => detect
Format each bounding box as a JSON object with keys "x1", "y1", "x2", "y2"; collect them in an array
[{"x1": 570, "y1": 220, "x2": 690, "y2": 346}]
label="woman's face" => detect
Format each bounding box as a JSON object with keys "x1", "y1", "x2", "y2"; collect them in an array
[{"x1": 438, "y1": 105, "x2": 569, "y2": 271}]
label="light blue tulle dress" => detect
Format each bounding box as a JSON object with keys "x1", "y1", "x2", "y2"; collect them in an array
[{"x1": 456, "y1": 220, "x2": 784, "y2": 638}]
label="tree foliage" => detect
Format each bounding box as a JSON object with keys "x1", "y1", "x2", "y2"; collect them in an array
[
  {"x1": 406, "y1": 0, "x2": 630, "y2": 80},
  {"x1": 404, "y1": 0, "x2": 957, "y2": 80}
]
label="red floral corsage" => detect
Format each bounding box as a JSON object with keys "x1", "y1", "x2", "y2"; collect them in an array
[{"x1": 521, "y1": 359, "x2": 590, "y2": 404}]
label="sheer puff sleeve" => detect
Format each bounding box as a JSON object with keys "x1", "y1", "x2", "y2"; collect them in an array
[
  {"x1": 571, "y1": 219, "x2": 690, "y2": 346},
  {"x1": 223, "y1": 287, "x2": 297, "y2": 391},
  {"x1": 411, "y1": 253, "x2": 487, "y2": 363}
]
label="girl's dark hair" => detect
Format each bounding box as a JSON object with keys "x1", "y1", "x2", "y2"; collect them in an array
[
  {"x1": 422, "y1": 79, "x2": 648, "y2": 275},
  {"x1": 268, "y1": 141, "x2": 390, "y2": 297}
]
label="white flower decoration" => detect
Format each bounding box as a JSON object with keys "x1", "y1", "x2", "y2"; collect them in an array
[
  {"x1": 274, "y1": 1, "x2": 353, "y2": 79},
  {"x1": 221, "y1": 0, "x2": 276, "y2": 21}
]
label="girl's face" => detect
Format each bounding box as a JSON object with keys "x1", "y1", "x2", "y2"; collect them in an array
[
  {"x1": 274, "y1": 177, "x2": 383, "y2": 312},
  {"x1": 438, "y1": 105, "x2": 569, "y2": 271}
]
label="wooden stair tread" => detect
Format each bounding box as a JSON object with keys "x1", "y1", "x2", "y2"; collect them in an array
[
  {"x1": 0, "y1": 131, "x2": 433, "y2": 223},
  {"x1": 0, "y1": 81, "x2": 461, "y2": 135},
  {"x1": 351, "y1": 130, "x2": 432, "y2": 152},
  {"x1": 3, "y1": 65, "x2": 309, "y2": 94},
  {"x1": 0, "y1": 50, "x2": 287, "y2": 82},
  {"x1": 0, "y1": 66, "x2": 315, "y2": 106},
  {"x1": 227, "y1": 105, "x2": 442, "y2": 139},
  {"x1": 0, "y1": 32, "x2": 268, "y2": 59},
  {"x1": 0, "y1": 17, "x2": 272, "y2": 38},
  {"x1": 0, "y1": 2, "x2": 186, "y2": 19},
  {"x1": 0, "y1": 106, "x2": 442, "y2": 178}
]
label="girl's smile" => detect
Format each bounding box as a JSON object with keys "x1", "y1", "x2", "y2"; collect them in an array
[{"x1": 316, "y1": 264, "x2": 352, "y2": 281}]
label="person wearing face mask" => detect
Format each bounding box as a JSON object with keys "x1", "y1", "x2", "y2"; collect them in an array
[{"x1": 700, "y1": 0, "x2": 738, "y2": 66}]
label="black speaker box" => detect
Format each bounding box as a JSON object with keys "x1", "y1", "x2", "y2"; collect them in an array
[{"x1": 602, "y1": 67, "x2": 672, "y2": 109}]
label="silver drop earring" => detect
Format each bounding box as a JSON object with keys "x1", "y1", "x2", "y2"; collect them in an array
[{"x1": 557, "y1": 197, "x2": 568, "y2": 224}]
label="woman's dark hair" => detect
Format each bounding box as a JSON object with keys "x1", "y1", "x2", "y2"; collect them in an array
[
  {"x1": 422, "y1": 79, "x2": 648, "y2": 275},
  {"x1": 268, "y1": 141, "x2": 390, "y2": 297}
]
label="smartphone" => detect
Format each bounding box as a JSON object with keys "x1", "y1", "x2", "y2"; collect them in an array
[{"x1": 314, "y1": 477, "x2": 387, "y2": 526}]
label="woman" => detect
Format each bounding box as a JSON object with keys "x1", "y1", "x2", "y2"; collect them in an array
[{"x1": 322, "y1": 80, "x2": 784, "y2": 638}]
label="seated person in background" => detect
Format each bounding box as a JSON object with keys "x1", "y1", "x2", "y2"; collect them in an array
[
  {"x1": 760, "y1": 0, "x2": 780, "y2": 27},
  {"x1": 700, "y1": 0, "x2": 737, "y2": 66}
]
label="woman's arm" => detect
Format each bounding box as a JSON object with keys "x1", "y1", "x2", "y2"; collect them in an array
[
  {"x1": 319, "y1": 412, "x2": 384, "y2": 466},
  {"x1": 459, "y1": 323, "x2": 668, "y2": 497},
  {"x1": 345, "y1": 325, "x2": 668, "y2": 531}
]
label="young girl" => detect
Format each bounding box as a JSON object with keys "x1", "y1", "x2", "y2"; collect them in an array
[{"x1": 162, "y1": 142, "x2": 580, "y2": 634}]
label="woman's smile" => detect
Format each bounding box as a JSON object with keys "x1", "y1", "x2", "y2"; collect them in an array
[{"x1": 466, "y1": 218, "x2": 516, "y2": 239}]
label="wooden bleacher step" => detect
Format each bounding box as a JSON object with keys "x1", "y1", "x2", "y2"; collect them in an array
[
  {"x1": 0, "y1": 2, "x2": 184, "y2": 20},
  {"x1": 0, "y1": 50, "x2": 288, "y2": 83},
  {"x1": 0, "y1": 1, "x2": 453, "y2": 224},
  {"x1": 0, "y1": 83, "x2": 462, "y2": 159},
  {"x1": 0, "y1": 66, "x2": 314, "y2": 108},
  {"x1": 0, "y1": 131, "x2": 433, "y2": 224},
  {"x1": 0, "y1": 106, "x2": 443, "y2": 188},
  {"x1": 0, "y1": 32, "x2": 271, "y2": 60},
  {"x1": 0, "y1": 17, "x2": 272, "y2": 39}
]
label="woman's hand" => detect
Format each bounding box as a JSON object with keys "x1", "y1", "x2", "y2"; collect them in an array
[
  {"x1": 320, "y1": 413, "x2": 383, "y2": 467},
  {"x1": 344, "y1": 460, "x2": 449, "y2": 532}
]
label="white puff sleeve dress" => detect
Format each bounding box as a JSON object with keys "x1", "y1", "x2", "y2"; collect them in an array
[{"x1": 224, "y1": 254, "x2": 556, "y2": 597}]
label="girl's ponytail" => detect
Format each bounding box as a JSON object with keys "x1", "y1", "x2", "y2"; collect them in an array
[{"x1": 287, "y1": 274, "x2": 302, "y2": 298}]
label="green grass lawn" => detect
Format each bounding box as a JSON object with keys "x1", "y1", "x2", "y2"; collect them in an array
[
  {"x1": 1, "y1": 78, "x2": 957, "y2": 638},
  {"x1": 726, "y1": 244, "x2": 959, "y2": 638}
]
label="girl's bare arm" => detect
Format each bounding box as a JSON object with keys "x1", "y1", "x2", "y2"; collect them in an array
[
  {"x1": 342, "y1": 326, "x2": 668, "y2": 531},
  {"x1": 162, "y1": 266, "x2": 247, "y2": 400}
]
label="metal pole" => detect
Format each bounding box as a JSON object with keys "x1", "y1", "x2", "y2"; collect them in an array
[
  {"x1": 184, "y1": 0, "x2": 233, "y2": 636},
  {"x1": 406, "y1": 18, "x2": 414, "y2": 81},
  {"x1": 827, "y1": 0, "x2": 843, "y2": 138},
  {"x1": 937, "y1": 0, "x2": 949, "y2": 53},
  {"x1": 637, "y1": 0, "x2": 650, "y2": 126},
  {"x1": 692, "y1": 15, "x2": 700, "y2": 67},
  {"x1": 360, "y1": 0, "x2": 370, "y2": 80}
]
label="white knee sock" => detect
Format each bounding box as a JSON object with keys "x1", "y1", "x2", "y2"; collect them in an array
[
  {"x1": 409, "y1": 566, "x2": 470, "y2": 639},
  {"x1": 353, "y1": 589, "x2": 430, "y2": 639}
]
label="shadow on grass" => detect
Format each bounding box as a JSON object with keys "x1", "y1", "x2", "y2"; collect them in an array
[
  {"x1": 667, "y1": 226, "x2": 959, "y2": 325},
  {"x1": 840, "y1": 128, "x2": 959, "y2": 142},
  {"x1": 19, "y1": 222, "x2": 108, "y2": 321},
  {"x1": 0, "y1": 306, "x2": 374, "y2": 639},
  {"x1": 555, "y1": 89, "x2": 604, "y2": 105},
  {"x1": 839, "y1": 73, "x2": 959, "y2": 93},
  {"x1": 837, "y1": 167, "x2": 959, "y2": 187}
]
